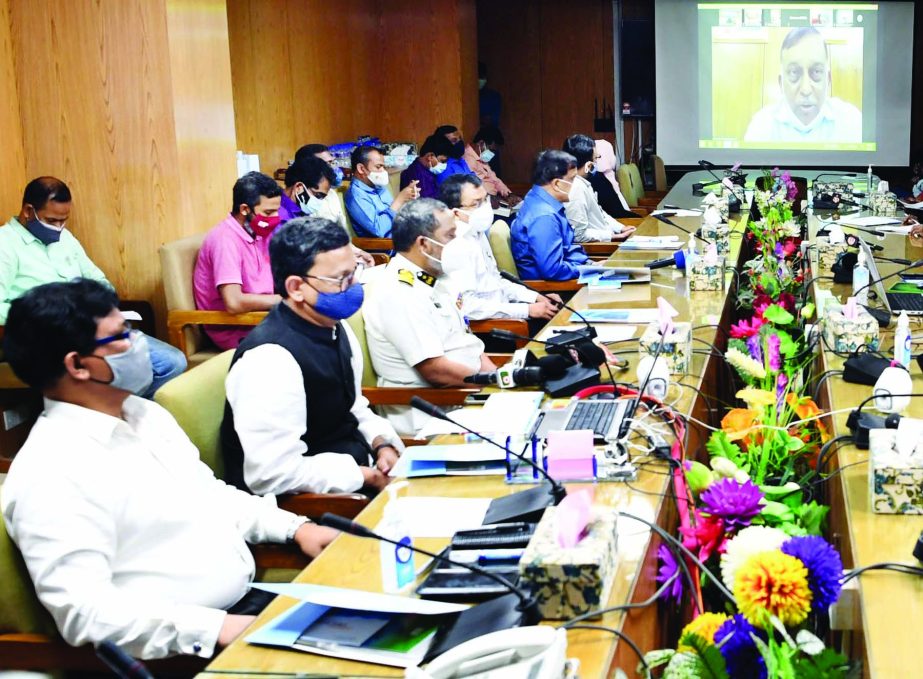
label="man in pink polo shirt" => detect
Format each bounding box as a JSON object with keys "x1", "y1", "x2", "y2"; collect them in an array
[{"x1": 193, "y1": 172, "x2": 283, "y2": 350}]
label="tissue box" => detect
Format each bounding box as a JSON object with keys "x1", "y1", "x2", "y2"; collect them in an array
[
  {"x1": 822, "y1": 308, "x2": 880, "y2": 354},
  {"x1": 689, "y1": 257, "x2": 725, "y2": 292},
  {"x1": 869, "y1": 191, "x2": 898, "y2": 217},
  {"x1": 518, "y1": 506, "x2": 619, "y2": 619},
  {"x1": 815, "y1": 237, "x2": 849, "y2": 271},
  {"x1": 700, "y1": 223, "x2": 730, "y2": 255},
  {"x1": 639, "y1": 321, "x2": 692, "y2": 374},
  {"x1": 870, "y1": 429, "x2": 923, "y2": 514}
]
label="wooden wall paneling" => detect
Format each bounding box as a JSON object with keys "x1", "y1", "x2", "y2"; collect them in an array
[
  {"x1": 0, "y1": 0, "x2": 24, "y2": 217},
  {"x1": 455, "y1": 0, "x2": 479, "y2": 140}
]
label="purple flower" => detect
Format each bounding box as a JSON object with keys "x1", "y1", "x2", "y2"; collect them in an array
[
  {"x1": 715, "y1": 614, "x2": 767, "y2": 679},
  {"x1": 776, "y1": 373, "x2": 789, "y2": 412},
  {"x1": 781, "y1": 536, "x2": 843, "y2": 610},
  {"x1": 774, "y1": 242, "x2": 784, "y2": 258},
  {"x1": 767, "y1": 334, "x2": 781, "y2": 372},
  {"x1": 746, "y1": 335, "x2": 763, "y2": 365},
  {"x1": 699, "y1": 478, "x2": 764, "y2": 531},
  {"x1": 656, "y1": 543, "x2": 684, "y2": 604},
  {"x1": 731, "y1": 162, "x2": 741, "y2": 172}
]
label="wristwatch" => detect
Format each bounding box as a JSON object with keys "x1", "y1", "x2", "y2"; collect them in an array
[{"x1": 372, "y1": 441, "x2": 398, "y2": 457}]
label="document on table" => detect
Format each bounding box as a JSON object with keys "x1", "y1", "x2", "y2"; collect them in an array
[
  {"x1": 618, "y1": 235, "x2": 683, "y2": 250},
  {"x1": 376, "y1": 497, "x2": 492, "y2": 537},
  {"x1": 578, "y1": 308, "x2": 659, "y2": 324},
  {"x1": 389, "y1": 443, "x2": 507, "y2": 478},
  {"x1": 651, "y1": 208, "x2": 702, "y2": 217},
  {"x1": 839, "y1": 215, "x2": 903, "y2": 228},
  {"x1": 537, "y1": 323, "x2": 637, "y2": 344},
  {"x1": 414, "y1": 392, "x2": 543, "y2": 438}
]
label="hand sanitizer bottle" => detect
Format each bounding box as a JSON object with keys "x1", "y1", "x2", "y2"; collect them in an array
[
  {"x1": 379, "y1": 487, "x2": 415, "y2": 593},
  {"x1": 867, "y1": 164, "x2": 874, "y2": 193},
  {"x1": 684, "y1": 234, "x2": 698, "y2": 277},
  {"x1": 853, "y1": 249, "x2": 870, "y2": 305},
  {"x1": 894, "y1": 311, "x2": 911, "y2": 369}
]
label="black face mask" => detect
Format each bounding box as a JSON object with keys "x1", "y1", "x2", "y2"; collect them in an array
[
  {"x1": 450, "y1": 140, "x2": 466, "y2": 158},
  {"x1": 25, "y1": 217, "x2": 64, "y2": 245}
]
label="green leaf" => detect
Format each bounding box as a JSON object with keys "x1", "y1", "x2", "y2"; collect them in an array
[
  {"x1": 762, "y1": 304, "x2": 795, "y2": 326},
  {"x1": 677, "y1": 632, "x2": 730, "y2": 679},
  {"x1": 706, "y1": 431, "x2": 746, "y2": 468},
  {"x1": 775, "y1": 330, "x2": 799, "y2": 357},
  {"x1": 759, "y1": 500, "x2": 795, "y2": 523},
  {"x1": 795, "y1": 501, "x2": 830, "y2": 535},
  {"x1": 640, "y1": 648, "x2": 675, "y2": 675},
  {"x1": 784, "y1": 435, "x2": 805, "y2": 452},
  {"x1": 801, "y1": 301, "x2": 816, "y2": 320},
  {"x1": 790, "y1": 647, "x2": 851, "y2": 679}
]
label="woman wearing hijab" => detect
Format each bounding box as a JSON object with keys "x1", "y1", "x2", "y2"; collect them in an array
[{"x1": 588, "y1": 139, "x2": 640, "y2": 219}]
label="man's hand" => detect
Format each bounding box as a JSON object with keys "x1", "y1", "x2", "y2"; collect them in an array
[
  {"x1": 293, "y1": 522, "x2": 339, "y2": 559},
  {"x1": 218, "y1": 614, "x2": 256, "y2": 648},
  {"x1": 528, "y1": 297, "x2": 558, "y2": 320},
  {"x1": 544, "y1": 293, "x2": 563, "y2": 308},
  {"x1": 911, "y1": 223, "x2": 923, "y2": 245},
  {"x1": 611, "y1": 226, "x2": 637, "y2": 242},
  {"x1": 361, "y1": 466, "x2": 390, "y2": 492},
  {"x1": 393, "y1": 180, "x2": 419, "y2": 211},
  {"x1": 375, "y1": 446, "x2": 400, "y2": 474},
  {"x1": 352, "y1": 244, "x2": 375, "y2": 268}
]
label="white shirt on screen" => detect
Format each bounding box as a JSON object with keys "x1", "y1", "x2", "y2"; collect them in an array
[
  {"x1": 1, "y1": 396, "x2": 303, "y2": 659},
  {"x1": 744, "y1": 97, "x2": 862, "y2": 143}
]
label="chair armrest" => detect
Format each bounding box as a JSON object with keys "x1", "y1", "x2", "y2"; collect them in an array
[
  {"x1": 581, "y1": 242, "x2": 618, "y2": 257},
  {"x1": 523, "y1": 279, "x2": 582, "y2": 292},
  {"x1": 370, "y1": 252, "x2": 391, "y2": 265},
  {"x1": 468, "y1": 318, "x2": 529, "y2": 347},
  {"x1": 487, "y1": 353, "x2": 512, "y2": 367},
  {"x1": 352, "y1": 237, "x2": 393, "y2": 252},
  {"x1": 362, "y1": 386, "x2": 478, "y2": 406},
  {"x1": 620, "y1": 217, "x2": 646, "y2": 228},
  {"x1": 250, "y1": 543, "x2": 309, "y2": 571},
  {"x1": 277, "y1": 492, "x2": 369, "y2": 519},
  {"x1": 167, "y1": 309, "x2": 267, "y2": 354}
]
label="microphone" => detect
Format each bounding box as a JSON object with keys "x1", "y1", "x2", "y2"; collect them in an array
[
  {"x1": 410, "y1": 396, "x2": 566, "y2": 501},
  {"x1": 646, "y1": 250, "x2": 687, "y2": 271},
  {"x1": 96, "y1": 642, "x2": 154, "y2": 679},
  {"x1": 876, "y1": 256, "x2": 913, "y2": 266},
  {"x1": 691, "y1": 178, "x2": 723, "y2": 192},
  {"x1": 697, "y1": 160, "x2": 742, "y2": 212},
  {"x1": 652, "y1": 213, "x2": 710, "y2": 245},
  {"x1": 463, "y1": 355, "x2": 569, "y2": 388},
  {"x1": 317, "y1": 513, "x2": 540, "y2": 622},
  {"x1": 812, "y1": 172, "x2": 858, "y2": 183},
  {"x1": 499, "y1": 270, "x2": 596, "y2": 338}
]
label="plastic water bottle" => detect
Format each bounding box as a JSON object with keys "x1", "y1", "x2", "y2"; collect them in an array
[
  {"x1": 894, "y1": 311, "x2": 911, "y2": 369},
  {"x1": 378, "y1": 490, "x2": 415, "y2": 593},
  {"x1": 853, "y1": 249, "x2": 870, "y2": 305}
]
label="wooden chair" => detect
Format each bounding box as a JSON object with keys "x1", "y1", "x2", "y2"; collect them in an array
[{"x1": 487, "y1": 221, "x2": 581, "y2": 293}]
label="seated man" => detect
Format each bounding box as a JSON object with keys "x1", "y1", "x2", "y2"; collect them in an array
[
  {"x1": 438, "y1": 174, "x2": 558, "y2": 325},
  {"x1": 344, "y1": 145, "x2": 417, "y2": 237},
  {"x1": 400, "y1": 134, "x2": 453, "y2": 199},
  {"x1": 364, "y1": 199, "x2": 495, "y2": 435},
  {"x1": 280, "y1": 154, "x2": 346, "y2": 230},
  {"x1": 1, "y1": 279, "x2": 336, "y2": 659},
  {"x1": 294, "y1": 142, "x2": 345, "y2": 188},
  {"x1": 193, "y1": 172, "x2": 282, "y2": 351},
  {"x1": 562, "y1": 134, "x2": 636, "y2": 243},
  {"x1": 434, "y1": 125, "x2": 475, "y2": 186},
  {"x1": 463, "y1": 126, "x2": 520, "y2": 205},
  {"x1": 510, "y1": 150, "x2": 589, "y2": 280},
  {"x1": 222, "y1": 217, "x2": 400, "y2": 496},
  {"x1": 0, "y1": 176, "x2": 185, "y2": 396}
]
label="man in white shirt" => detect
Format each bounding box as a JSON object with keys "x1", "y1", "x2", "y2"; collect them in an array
[
  {"x1": 744, "y1": 26, "x2": 862, "y2": 143},
  {"x1": 437, "y1": 173, "x2": 559, "y2": 324},
  {"x1": 1, "y1": 278, "x2": 336, "y2": 660},
  {"x1": 281, "y1": 154, "x2": 349, "y2": 230},
  {"x1": 561, "y1": 134, "x2": 636, "y2": 243},
  {"x1": 222, "y1": 217, "x2": 401, "y2": 497},
  {"x1": 363, "y1": 199, "x2": 495, "y2": 435}
]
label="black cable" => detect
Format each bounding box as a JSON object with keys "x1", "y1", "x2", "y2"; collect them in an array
[
  {"x1": 566, "y1": 624, "x2": 649, "y2": 672},
  {"x1": 812, "y1": 370, "x2": 844, "y2": 403},
  {"x1": 841, "y1": 562, "x2": 923, "y2": 586},
  {"x1": 816, "y1": 434, "x2": 854, "y2": 477}
]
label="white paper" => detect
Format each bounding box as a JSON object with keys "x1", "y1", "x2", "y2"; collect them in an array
[
  {"x1": 537, "y1": 323, "x2": 637, "y2": 344},
  {"x1": 875, "y1": 224, "x2": 914, "y2": 235},
  {"x1": 250, "y1": 582, "x2": 468, "y2": 614},
  {"x1": 651, "y1": 208, "x2": 702, "y2": 217},
  {"x1": 416, "y1": 392, "x2": 543, "y2": 438},
  {"x1": 378, "y1": 497, "x2": 492, "y2": 537},
  {"x1": 618, "y1": 235, "x2": 683, "y2": 251},
  {"x1": 580, "y1": 308, "x2": 659, "y2": 324},
  {"x1": 839, "y1": 215, "x2": 902, "y2": 227}
]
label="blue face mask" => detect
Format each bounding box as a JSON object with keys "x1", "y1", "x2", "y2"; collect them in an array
[
  {"x1": 25, "y1": 217, "x2": 65, "y2": 245},
  {"x1": 314, "y1": 282, "x2": 365, "y2": 320},
  {"x1": 332, "y1": 166, "x2": 345, "y2": 187}
]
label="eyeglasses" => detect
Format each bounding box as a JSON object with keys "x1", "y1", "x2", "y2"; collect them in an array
[
  {"x1": 95, "y1": 322, "x2": 133, "y2": 346},
  {"x1": 302, "y1": 261, "x2": 365, "y2": 292}
]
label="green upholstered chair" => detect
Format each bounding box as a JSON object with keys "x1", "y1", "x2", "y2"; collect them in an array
[
  {"x1": 486, "y1": 221, "x2": 580, "y2": 293},
  {"x1": 338, "y1": 186, "x2": 393, "y2": 254}
]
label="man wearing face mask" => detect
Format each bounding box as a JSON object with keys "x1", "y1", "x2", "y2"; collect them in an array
[
  {"x1": 294, "y1": 143, "x2": 346, "y2": 188},
  {"x1": 561, "y1": 134, "x2": 636, "y2": 243},
  {"x1": 364, "y1": 199, "x2": 495, "y2": 435},
  {"x1": 433, "y1": 125, "x2": 476, "y2": 186},
  {"x1": 511, "y1": 150, "x2": 590, "y2": 281},
  {"x1": 193, "y1": 172, "x2": 283, "y2": 351},
  {"x1": 222, "y1": 217, "x2": 401, "y2": 497},
  {"x1": 400, "y1": 134, "x2": 453, "y2": 199},
  {"x1": 463, "y1": 127, "x2": 520, "y2": 205},
  {"x1": 1, "y1": 278, "x2": 337, "y2": 659},
  {"x1": 0, "y1": 176, "x2": 186, "y2": 396},
  {"x1": 280, "y1": 155, "x2": 345, "y2": 230},
  {"x1": 344, "y1": 145, "x2": 419, "y2": 238},
  {"x1": 438, "y1": 174, "x2": 558, "y2": 326}
]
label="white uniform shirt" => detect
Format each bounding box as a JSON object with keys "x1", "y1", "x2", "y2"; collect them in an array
[
  {"x1": 447, "y1": 220, "x2": 538, "y2": 320},
  {"x1": 225, "y1": 321, "x2": 402, "y2": 495},
  {"x1": 317, "y1": 190, "x2": 348, "y2": 230},
  {"x1": 364, "y1": 253, "x2": 485, "y2": 434},
  {"x1": 564, "y1": 175, "x2": 625, "y2": 243},
  {"x1": 1, "y1": 397, "x2": 301, "y2": 660},
  {"x1": 744, "y1": 97, "x2": 862, "y2": 143}
]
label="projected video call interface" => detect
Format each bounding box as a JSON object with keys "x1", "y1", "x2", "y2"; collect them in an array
[{"x1": 698, "y1": 3, "x2": 877, "y2": 152}]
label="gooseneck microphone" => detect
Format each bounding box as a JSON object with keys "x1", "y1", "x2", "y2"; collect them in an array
[
  {"x1": 410, "y1": 396, "x2": 567, "y2": 505},
  {"x1": 463, "y1": 354, "x2": 570, "y2": 386},
  {"x1": 499, "y1": 270, "x2": 595, "y2": 337},
  {"x1": 96, "y1": 642, "x2": 154, "y2": 679},
  {"x1": 317, "y1": 513, "x2": 540, "y2": 623},
  {"x1": 696, "y1": 160, "x2": 741, "y2": 212}
]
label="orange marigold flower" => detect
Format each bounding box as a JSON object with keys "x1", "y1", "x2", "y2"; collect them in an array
[{"x1": 734, "y1": 551, "x2": 812, "y2": 627}]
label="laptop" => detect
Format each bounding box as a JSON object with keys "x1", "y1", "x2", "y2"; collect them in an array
[
  {"x1": 860, "y1": 240, "x2": 923, "y2": 316},
  {"x1": 533, "y1": 397, "x2": 634, "y2": 442}
]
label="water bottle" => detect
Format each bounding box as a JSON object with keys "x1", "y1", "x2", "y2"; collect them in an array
[
  {"x1": 378, "y1": 490, "x2": 415, "y2": 593},
  {"x1": 894, "y1": 311, "x2": 911, "y2": 369},
  {"x1": 853, "y1": 249, "x2": 870, "y2": 305}
]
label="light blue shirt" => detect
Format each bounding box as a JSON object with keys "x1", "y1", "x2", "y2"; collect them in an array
[
  {"x1": 511, "y1": 186, "x2": 588, "y2": 280},
  {"x1": 344, "y1": 180, "x2": 395, "y2": 238},
  {"x1": 744, "y1": 97, "x2": 862, "y2": 143}
]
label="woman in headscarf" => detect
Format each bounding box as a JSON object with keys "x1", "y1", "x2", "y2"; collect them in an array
[{"x1": 589, "y1": 139, "x2": 640, "y2": 219}]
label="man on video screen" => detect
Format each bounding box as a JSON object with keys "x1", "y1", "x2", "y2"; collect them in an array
[{"x1": 744, "y1": 26, "x2": 861, "y2": 143}]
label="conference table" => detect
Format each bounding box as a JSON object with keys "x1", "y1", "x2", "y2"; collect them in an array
[{"x1": 202, "y1": 201, "x2": 748, "y2": 677}]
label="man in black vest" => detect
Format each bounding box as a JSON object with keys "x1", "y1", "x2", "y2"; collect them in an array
[{"x1": 221, "y1": 217, "x2": 401, "y2": 496}]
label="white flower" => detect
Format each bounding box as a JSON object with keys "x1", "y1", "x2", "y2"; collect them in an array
[
  {"x1": 711, "y1": 457, "x2": 750, "y2": 484},
  {"x1": 720, "y1": 525, "x2": 789, "y2": 592},
  {"x1": 725, "y1": 347, "x2": 767, "y2": 380}
]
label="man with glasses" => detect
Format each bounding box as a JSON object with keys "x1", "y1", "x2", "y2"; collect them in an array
[
  {"x1": 363, "y1": 199, "x2": 494, "y2": 435},
  {"x1": 222, "y1": 217, "x2": 401, "y2": 497}
]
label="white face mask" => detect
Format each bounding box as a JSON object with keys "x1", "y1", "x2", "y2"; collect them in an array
[
  {"x1": 479, "y1": 148, "x2": 495, "y2": 163},
  {"x1": 462, "y1": 201, "x2": 494, "y2": 234},
  {"x1": 439, "y1": 235, "x2": 480, "y2": 291},
  {"x1": 100, "y1": 331, "x2": 154, "y2": 395},
  {"x1": 430, "y1": 161, "x2": 448, "y2": 175},
  {"x1": 368, "y1": 170, "x2": 390, "y2": 187},
  {"x1": 295, "y1": 186, "x2": 324, "y2": 214},
  {"x1": 556, "y1": 179, "x2": 574, "y2": 200}
]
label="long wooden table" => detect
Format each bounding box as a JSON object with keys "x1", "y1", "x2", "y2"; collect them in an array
[{"x1": 202, "y1": 211, "x2": 748, "y2": 677}]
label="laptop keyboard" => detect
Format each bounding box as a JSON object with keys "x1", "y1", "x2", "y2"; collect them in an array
[
  {"x1": 886, "y1": 292, "x2": 923, "y2": 313},
  {"x1": 566, "y1": 400, "x2": 619, "y2": 438}
]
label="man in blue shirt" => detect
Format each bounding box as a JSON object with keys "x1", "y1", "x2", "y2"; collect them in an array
[
  {"x1": 433, "y1": 125, "x2": 475, "y2": 186},
  {"x1": 344, "y1": 146, "x2": 418, "y2": 237},
  {"x1": 400, "y1": 134, "x2": 453, "y2": 199},
  {"x1": 511, "y1": 150, "x2": 588, "y2": 280}
]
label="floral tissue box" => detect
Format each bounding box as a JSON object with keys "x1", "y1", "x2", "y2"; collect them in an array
[
  {"x1": 639, "y1": 321, "x2": 692, "y2": 375},
  {"x1": 518, "y1": 506, "x2": 619, "y2": 619},
  {"x1": 869, "y1": 191, "x2": 898, "y2": 217},
  {"x1": 815, "y1": 237, "x2": 848, "y2": 271},
  {"x1": 689, "y1": 257, "x2": 726, "y2": 292},
  {"x1": 822, "y1": 307, "x2": 879, "y2": 354},
  {"x1": 700, "y1": 223, "x2": 730, "y2": 256},
  {"x1": 870, "y1": 429, "x2": 923, "y2": 515}
]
